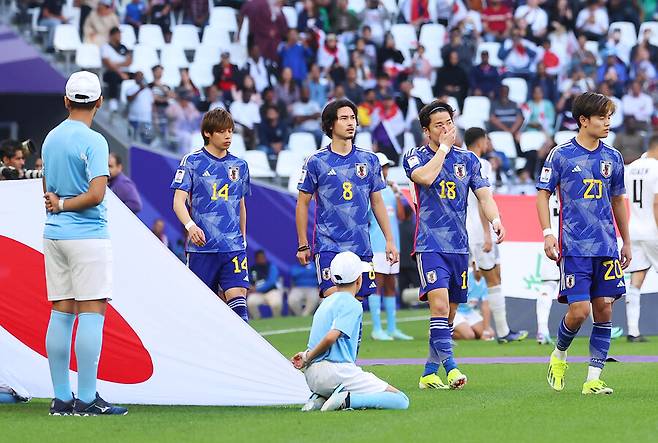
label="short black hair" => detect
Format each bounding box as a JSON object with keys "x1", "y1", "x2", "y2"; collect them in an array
[
  {"x1": 464, "y1": 127, "x2": 487, "y2": 147},
  {"x1": 572, "y1": 92, "x2": 616, "y2": 128},
  {"x1": 109, "y1": 152, "x2": 122, "y2": 165},
  {"x1": 321, "y1": 99, "x2": 358, "y2": 138},
  {"x1": 109, "y1": 26, "x2": 120, "y2": 36},
  {"x1": 68, "y1": 98, "x2": 100, "y2": 110},
  {"x1": 0, "y1": 139, "x2": 21, "y2": 159},
  {"x1": 418, "y1": 100, "x2": 454, "y2": 129}
]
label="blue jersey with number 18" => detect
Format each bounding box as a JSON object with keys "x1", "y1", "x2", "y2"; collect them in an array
[
  {"x1": 536, "y1": 138, "x2": 625, "y2": 257},
  {"x1": 170, "y1": 148, "x2": 250, "y2": 253}
]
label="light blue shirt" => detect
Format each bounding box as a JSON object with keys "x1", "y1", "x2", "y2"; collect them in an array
[
  {"x1": 307, "y1": 291, "x2": 362, "y2": 364},
  {"x1": 42, "y1": 119, "x2": 110, "y2": 240},
  {"x1": 368, "y1": 185, "x2": 400, "y2": 253},
  {"x1": 458, "y1": 271, "x2": 488, "y2": 314}
]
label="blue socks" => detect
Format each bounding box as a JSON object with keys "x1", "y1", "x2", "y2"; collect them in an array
[
  {"x1": 590, "y1": 321, "x2": 612, "y2": 369},
  {"x1": 45, "y1": 310, "x2": 76, "y2": 401},
  {"x1": 368, "y1": 294, "x2": 382, "y2": 331},
  {"x1": 429, "y1": 317, "x2": 457, "y2": 375},
  {"x1": 227, "y1": 296, "x2": 249, "y2": 322},
  {"x1": 423, "y1": 343, "x2": 440, "y2": 376},
  {"x1": 556, "y1": 317, "x2": 579, "y2": 351},
  {"x1": 75, "y1": 313, "x2": 105, "y2": 404},
  {"x1": 349, "y1": 391, "x2": 409, "y2": 410},
  {"x1": 383, "y1": 296, "x2": 397, "y2": 334}
]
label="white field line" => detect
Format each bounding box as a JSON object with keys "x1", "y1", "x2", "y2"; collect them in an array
[{"x1": 259, "y1": 315, "x2": 428, "y2": 336}]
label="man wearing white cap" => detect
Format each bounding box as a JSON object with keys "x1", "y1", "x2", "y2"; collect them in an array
[
  {"x1": 368, "y1": 152, "x2": 413, "y2": 341},
  {"x1": 291, "y1": 251, "x2": 410, "y2": 412},
  {"x1": 41, "y1": 71, "x2": 127, "y2": 416}
]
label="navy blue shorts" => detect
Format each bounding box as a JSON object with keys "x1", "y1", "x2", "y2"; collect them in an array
[
  {"x1": 315, "y1": 252, "x2": 375, "y2": 298},
  {"x1": 187, "y1": 251, "x2": 250, "y2": 293},
  {"x1": 558, "y1": 256, "x2": 626, "y2": 304},
  {"x1": 416, "y1": 252, "x2": 469, "y2": 303}
]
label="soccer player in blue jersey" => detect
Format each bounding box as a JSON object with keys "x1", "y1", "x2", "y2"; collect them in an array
[
  {"x1": 537, "y1": 92, "x2": 631, "y2": 395},
  {"x1": 296, "y1": 99, "x2": 399, "y2": 300},
  {"x1": 171, "y1": 108, "x2": 250, "y2": 322},
  {"x1": 404, "y1": 101, "x2": 505, "y2": 390},
  {"x1": 42, "y1": 71, "x2": 127, "y2": 416}
]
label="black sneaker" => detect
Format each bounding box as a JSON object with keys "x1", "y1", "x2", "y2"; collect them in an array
[
  {"x1": 627, "y1": 335, "x2": 649, "y2": 343},
  {"x1": 73, "y1": 393, "x2": 128, "y2": 416},
  {"x1": 11, "y1": 389, "x2": 30, "y2": 403},
  {"x1": 49, "y1": 397, "x2": 75, "y2": 416}
]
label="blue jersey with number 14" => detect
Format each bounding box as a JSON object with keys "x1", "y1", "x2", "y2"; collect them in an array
[{"x1": 170, "y1": 148, "x2": 250, "y2": 253}]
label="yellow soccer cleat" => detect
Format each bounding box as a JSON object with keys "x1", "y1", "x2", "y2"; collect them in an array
[
  {"x1": 582, "y1": 379, "x2": 614, "y2": 395},
  {"x1": 418, "y1": 373, "x2": 449, "y2": 390},
  {"x1": 547, "y1": 354, "x2": 568, "y2": 391},
  {"x1": 447, "y1": 368, "x2": 468, "y2": 390}
]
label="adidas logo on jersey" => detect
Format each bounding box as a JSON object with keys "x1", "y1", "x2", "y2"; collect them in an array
[
  {"x1": 617, "y1": 281, "x2": 625, "y2": 288},
  {"x1": 571, "y1": 166, "x2": 582, "y2": 173},
  {"x1": 369, "y1": 282, "x2": 377, "y2": 288},
  {"x1": 202, "y1": 170, "x2": 211, "y2": 177},
  {"x1": 328, "y1": 169, "x2": 337, "y2": 176}
]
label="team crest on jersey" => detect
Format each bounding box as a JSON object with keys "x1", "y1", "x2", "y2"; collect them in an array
[
  {"x1": 600, "y1": 161, "x2": 612, "y2": 178},
  {"x1": 322, "y1": 268, "x2": 332, "y2": 281},
  {"x1": 355, "y1": 163, "x2": 368, "y2": 179},
  {"x1": 540, "y1": 167, "x2": 552, "y2": 183},
  {"x1": 228, "y1": 166, "x2": 240, "y2": 182},
  {"x1": 565, "y1": 274, "x2": 575, "y2": 289},
  {"x1": 174, "y1": 169, "x2": 185, "y2": 183},
  {"x1": 426, "y1": 270, "x2": 437, "y2": 284},
  {"x1": 453, "y1": 163, "x2": 466, "y2": 179}
]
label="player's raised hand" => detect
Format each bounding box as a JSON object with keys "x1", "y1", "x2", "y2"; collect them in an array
[
  {"x1": 438, "y1": 126, "x2": 456, "y2": 148},
  {"x1": 492, "y1": 219, "x2": 505, "y2": 243},
  {"x1": 544, "y1": 235, "x2": 559, "y2": 261},
  {"x1": 386, "y1": 240, "x2": 400, "y2": 264},
  {"x1": 620, "y1": 243, "x2": 632, "y2": 270},
  {"x1": 188, "y1": 225, "x2": 206, "y2": 247}
]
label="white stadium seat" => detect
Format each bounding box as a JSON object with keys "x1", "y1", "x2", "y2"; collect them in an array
[
  {"x1": 160, "y1": 44, "x2": 189, "y2": 69},
  {"x1": 209, "y1": 7, "x2": 238, "y2": 32},
  {"x1": 171, "y1": 24, "x2": 200, "y2": 50},
  {"x1": 502, "y1": 77, "x2": 528, "y2": 105},
  {"x1": 195, "y1": 44, "x2": 223, "y2": 65},
  {"x1": 119, "y1": 24, "x2": 136, "y2": 49},
  {"x1": 201, "y1": 26, "x2": 232, "y2": 49},
  {"x1": 138, "y1": 24, "x2": 166, "y2": 49},
  {"x1": 275, "y1": 150, "x2": 306, "y2": 178},
  {"x1": 458, "y1": 96, "x2": 490, "y2": 129},
  {"x1": 282, "y1": 6, "x2": 298, "y2": 29},
  {"x1": 347, "y1": 0, "x2": 366, "y2": 13},
  {"x1": 161, "y1": 66, "x2": 181, "y2": 88},
  {"x1": 75, "y1": 43, "x2": 101, "y2": 69},
  {"x1": 519, "y1": 131, "x2": 546, "y2": 153},
  {"x1": 229, "y1": 133, "x2": 247, "y2": 158},
  {"x1": 354, "y1": 132, "x2": 373, "y2": 150},
  {"x1": 129, "y1": 44, "x2": 160, "y2": 74},
  {"x1": 553, "y1": 130, "x2": 577, "y2": 146},
  {"x1": 289, "y1": 133, "x2": 318, "y2": 155},
  {"x1": 54, "y1": 24, "x2": 81, "y2": 51},
  {"x1": 638, "y1": 21, "x2": 658, "y2": 46},
  {"x1": 321, "y1": 134, "x2": 332, "y2": 148},
  {"x1": 609, "y1": 21, "x2": 637, "y2": 48},
  {"x1": 411, "y1": 78, "x2": 434, "y2": 104},
  {"x1": 488, "y1": 131, "x2": 517, "y2": 159},
  {"x1": 601, "y1": 131, "x2": 616, "y2": 147},
  {"x1": 188, "y1": 61, "x2": 215, "y2": 88},
  {"x1": 243, "y1": 151, "x2": 275, "y2": 178},
  {"x1": 419, "y1": 23, "x2": 446, "y2": 48},
  {"x1": 474, "y1": 42, "x2": 502, "y2": 67},
  {"x1": 120, "y1": 79, "x2": 136, "y2": 104},
  {"x1": 391, "y1": 24, "x2": 417, "y2": 52}
]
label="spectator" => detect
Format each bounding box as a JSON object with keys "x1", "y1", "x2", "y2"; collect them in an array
[
  {"x1": 306, "y1": 63, "x2": 330, "y2": 108},
  {"x1": 39, "y1": 0, "x2": 67, "y2": 53},
  {"x1": 297, "y1": 0, "x2": 329, "y2": 34},
  {"x1": 242, "y1": 44, "x2": 273, "y2": 94},
  {"x1": 352, "y1": 51, "x2": 376, "y2": 89},
  {"x1": 0, "y1": 141, "x2": 26, "y2": 179},
  {"x1": 83, "y1": 0, "x2": 120, "y2": 46},
  {"x1": 529, "y1": 62, "x2": 558, "y2": 104},
  {"x1": 607, "y1": 0, "x2": 642, "y2": 32},
  {"x1": 177, "y1": 67, "x2": 201, "y2": 106},
  {"x1": 124, "y1": 0, "x2": 146, "y2": 32},
  {"x1": 274, "y1": 67, "x2": 301, "y2": 114},
  {"x1": 355, "y1": 29, "x2": 378, "y2": 69},
  {"x1": 376, "y1": 33, "x2": 407, "y2": 80},
  {"x1": 615, "y1": 116, "x2": 646, "y2": 163},
  {"x1": 278, "y1": 29, "x2": 313, "y2": 85},
  {"x1": 370, "y1": 94, "x2": 405, "y2": 164},
  {"x1": 182, "y1": 0, "x2": 209, "y2": 29},
  {"x1": 605, "y1": 28, "x2": 632, "y2": 66},
  {"x1": 166, "y1": 88, "x2": 202, "y2": 153},
  {"x1": 554, "y1": 89, "x2": 579, "y2": 131},
  {"x1": 598, "y1": 82, "x2": 623, "y2": 131},
  {"x1": 548, "y1": 0, "x2": 575, "y2": 33},
  {"x1": 470, "y1": 50, "x2": 501, "y2": 99},
  {"x1": 146, "y1": 0, "x2": 172, "y2": 37},
  {"x1": 396, "y1": 80, "x2": 425, "y2": 146},
  {"x1": 126, "y1": 71, "x2": 155, "y2": 144},
  {"x1": 514, "y1": 0, "x2": 548, "y2": 44},
  {"x1": 522, "y1": 85, "x2": 556, "y2": 154},
  {"x1": 291, "y1": 86, "x2": 323, "y2": 146},
  {"x1": 287, "y1": 262, "x2": 320, "y2": 317},
  {"x1": 399, "y1": 0, "x2": 432, "y2": 29},
  {"x1": 330, "y1": 0, "x2": 359, "y2": 44},
  {"x1": 238, "y1": 0, "x2": 289, "y2": 63},
  {"x1": 261, "y1": 86, "x2": 289, "y2": 124},
  {"x1": 212, "y1": 51, "x2": 241, "y2": 104},
  {"x1": 434, "y1": 50, "x2": 469, "y2": 109},
  {"x1": 317, "y1": 32, "x2": 349, "y2": 83},
  {"x1": 150, "y1": 65, "x2": 172, "y2": 142},
  {"x1": 343, "y1": 66, "x2": 364, "y2": 105},
  {"x1": 434, "y1": 0, "x2": 468, "y2": 29},
  {"x1": 247, "y1": 250, "x2": 283, "y2": 319},
  {"x1": 481, "y1": 0, "x2": 513, "y2": 41},
  {"x1": 561, "y1": 67, "x2": 596, "y2": 95},
  {"x1": 233, "y1": 74, "x2": 262, "y2": 106},
  {"x1": 622, "y1": 80, "x2": 653, "y2": 131},
  {"x1": 204, "y1": 85, "x2": 226, "y2": 112},
  {"x1": 229, "y1": 89, "x2": 261, "y2": 150},
  {"x1": 257, "y1": 105, "x2": 289, "y2": 158},
  {"x1": 108, "y1": 152, "x2": 143, "y2": 213},
  {"x1": 596, "y1": 49, "x2": 628, "y2": 95},
  {"x1": 374, "y1": 72, "x2": 395, "y2": 101},
  {"x1": 78, "y1": 0, "x2": 96, "y2": 38},
  {"x1": 630, "y1": 46, "x2": 657, "y2": 81},
  {"x1": 332, "y1": 83, "x2": 347, "y2": 100},
  {"x1": 575, "y1": 0, "x2": 608, "y2": 42},
  {"x1": 151, "y1": 218, "x2": 169, "y2": 247},
  {"x1": 358, "y1": 0, "x2": 388, "y2": 46},
  {"x1": 498, "y1": 27, "x2": 538, "y2": 77},
  {"x1": 441, "y1": 27, "x2": 475, "y2": 74},
  {"x1": 631, "y1": 28, "x2": 658, "y2": 67},
  {"x1": 357, "y1": 88, "x2": 379, "y2": 131},
  {"x1": 411, "y1": 45, "x2": 433, "y2": 81},
  {"x1": 35, "y1": 157, "x2": 43, "y2": 170},
  {"x1": 101, "y1": 27, "x2": 132, "y2": 113},
  {"x1": 540, "y1": 40, "x2": 561, "y2": 77}
]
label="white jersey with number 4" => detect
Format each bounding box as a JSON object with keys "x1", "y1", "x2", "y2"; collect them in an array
[
  {"x1": 466, "y1": 156, "x2": 496, "y2": 245},
  {"x1": 625, "y1": 157, "x2": 658, "y2": 241}
]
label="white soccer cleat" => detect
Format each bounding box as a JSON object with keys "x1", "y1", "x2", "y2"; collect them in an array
[
  {"x1": 301, "y1": 393, "x2": 327, "y2": 411},
  {"x1": 320, "y1": 384, "x2": 349, "y2": 412}
]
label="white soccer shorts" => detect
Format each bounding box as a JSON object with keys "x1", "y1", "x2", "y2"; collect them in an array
[
  {"x1": 627, "y1": 240, "x2": 658, "y2": 273},
  {"x1": 373, "y1": 252, "x2": 400, "y2": 274},
  {"x1": 539, "y1": 252, "x2": 561, "y2": 282},
  {"x1": 453, "y1": 310, "x2": 483, "y2": 328},
  {"x1": 44, "y1": 239, "x2": 113, "y2": 301},
  {"x1": 469, "y1": 242, "x2": 500, "y2": 271},
  {"x1": 304, "y1": 360, "x2": 389, "y2": 397}
]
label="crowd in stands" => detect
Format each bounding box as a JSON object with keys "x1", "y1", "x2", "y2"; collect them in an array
[{"x1": 14, "y1": 0, "x2": 658, "y2": 192}]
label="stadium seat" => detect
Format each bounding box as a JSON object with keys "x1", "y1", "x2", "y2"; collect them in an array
[
  {"x1": 229, "y1": 43, "x2": 247, "y2": 68},
  {"x1": 288, "y1": 168, "x2": 303, "y2": 194},
  {"x1": 161, "y1": 66, "x2": 181, "y2": 88},
  {"x1": 171, "y1": 25, "x2": 200, "y2": 50},
  {"x1": 381, "y1": 0, "x2": 399, "y2": 15},
  {"x1": 190, "y1": 131, "x2": 204, "y2": 151},
  {"x1": 129, "y1": 44, "x2": 160, "y2": 74},
  {"x1": 584, "y1": 40, "x2": 601, "y2": 63},
  {"x1": 610, "y1": 21, "x2": 637, "y2": 48},
  {"x1": 601, "y1": 131, "x2": 616, "y2": 146},
  {"x1": 387, "y1": 166, "x2": 408, "y2": 185},
  {"x1": 28, "y1": 8, "x2": 47, "y2": 35},
  {"x1": 53, "y1": 24, "x2": 81, "y2": 51},
  {"x1": 519, "y1": 131, "x2": 546, "y2": 153},
  {"x1": 502, "y1": 77, "x2": 528, "y2": 104},
  {"x1": 209, "y1": 7, "x2": 238, "y2": 32},
  {"x1": 243, "y1": 151, "x2": 275, "y2": 178},
  {"x1": 289, "y1": 132, "x2": 318, "y2": 154},
  {"x1": 391, "y1": 24, "x2": 417, "y2": 52},
  {"x1": 201, "y1": 26, "x2": 232, "y2": 49},
  {"x1": 160, "y1": 44, "x2": 189, "y2": 68},
  {"x1": 411, "y1": 78, "x2": 434, "y2": 104},
  {"x1": 119, "y1": 79, "x2": 136, "y2": 104},
  {"x1": 321, "y1": 134, "x2": 332, "y2": 147},
  {"x1": 488, "y1": 131, "x2": 517, "y2": 159},
  {"x1": 474, "y1": 42, "x2": 502, "y2": 67},
  {"x1": 446, "y1": 96, "x2": 460, "y2": 115},
  {"x1": 347, "y1": 0, "x2": 366, "y2": 13},
  {"x1": 419, "y1": 23, "x2": 446, "y2": 68},
  {"x1": 354, "y1": 132, "x2": 373, "y2": 150},
  {"x1": 403, "y1": 132, "x2": 416, "y2": 152},
  {"x1": 230, "y1": 133, "x2": 247, "y2": 158},
  {"x1": 275, "y1": 150, "x2": 305, "y2": 178},
  {"x1": 553, "y1": 130, "x2": 577, "y2": 146},
  {"x1": 282, "y1": 6, "x2": 298, "y2": 29},
  {"x1": 638, "y1": 21, "x2": 658, "y2": 46},
  {"x1": 75, "y1": 43, "x2": 101, "y2": 69},
  {"x1": 138, "y1": 24, "x2": 166, "y2": 49},
  {"x1": 459, "y1": 96, "x2": 490, "y2": 129},
  {"x1": 119, "y1": 24, "x2": 136, "y2": 49},
  {"x1": 195, "y1": 44, "x2": 223, "y2": 65},
  {"x1": 188, "y1": 61, "x2": 214, "y2": 88},
  {"x1": 62, "y1": 5, "x2": 80, "y2": 31}
]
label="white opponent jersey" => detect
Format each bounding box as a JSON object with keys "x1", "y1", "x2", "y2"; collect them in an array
[
  {"x1": 467, "y1": 156, "x2": 496, "y2": 245},
  {"x1": 625, "y1": 157, "x2": 658, "y2": 241},
  {"x1": 539, "y1": 193, "x2": 561, "y2": 281}
]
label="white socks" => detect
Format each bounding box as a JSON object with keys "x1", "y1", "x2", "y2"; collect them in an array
[
  {"x1": 587, "y1": 366, "x2": 602, "y2": 382},
  {"x1": 487, "y1": 285, "x2": 510, "y2": 337},
  {"x1": 536, "y1": 282, "x2": 555, "y2": 337},
  {"x1": 552, "y1": 348, "x2": 567, "y2": 360},
  {"x1": 626, "y1": 285, "x2": 641, "y2": 337}
]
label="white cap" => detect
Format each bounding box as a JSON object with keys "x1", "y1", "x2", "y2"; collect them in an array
[
  {"x1": 65, "y1": 71, "x2": 102, "y2": 103},
  {"x1": 375, "y1": 152, "x2": 394, "y2": 167},
  {"x1": 330, "y1": 251, "x2": 372, "y2": 285}
]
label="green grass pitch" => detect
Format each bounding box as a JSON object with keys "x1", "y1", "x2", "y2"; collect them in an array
[{"x1": 3, "y1": 311, "x2": 657, "y2": 443}]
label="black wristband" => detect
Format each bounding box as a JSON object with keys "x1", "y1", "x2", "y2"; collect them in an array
[{"x1": 297, "y1": 245, "x2": 310, "y2": 252}]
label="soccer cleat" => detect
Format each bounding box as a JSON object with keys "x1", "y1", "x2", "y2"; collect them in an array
[
  {"x1": 389, "y1": 329, "x2": 414, "y2": 340},
  {"x1": 371, "y1": 329, "x2": 393, "y2": 341},
  {"x1": 73, "y1": 393, "x2": 128, "y2": 416},
  {"x1": 11, "y1": 388, "x2": 30, "y2": 403},
  {"x1": 301, "y1": 393, "x2": 327, "y2": 411},
  {"x1": 536, "y1": 332, "x2": 554, "y2": 345},
  {"x1": 418, "y1": 373, "x2": 449, "y2": 390},
  {"x1": 611, "y1": 327, "x2": 624, "y2": 339},
  {"x1": 627, "y1": 335, "x2": 648, "y2": 343},
  {"x1": 497, "y1": 330, "x2": 529, "y2": 343},
  {"x1": 320, "y1": 384, "x2": 349, "y2": 412},
  {"x1": 49, "y1": 397, "x2": 75, "y2": 416},
  {"x1": 582, "y1": 379, "x2": 613, "y2": 395},
  {"x1": 547, "y1": 354, "x2": 568, "y2": 391},
  {"x1": 447, "y1": 368, "x2": 468, "y2": 390}
]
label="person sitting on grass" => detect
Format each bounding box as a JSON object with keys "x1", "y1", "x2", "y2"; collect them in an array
[
  {"x1": 452, "y1": 263, "x2": 495, "y2": 341},
  {"x1": 291, "y1": 251, "x2": 409, "y2": 412}
]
